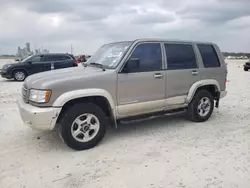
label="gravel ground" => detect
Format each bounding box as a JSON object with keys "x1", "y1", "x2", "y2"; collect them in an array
[{"x1": 0, "y1": 60, "x2": 249, "y2": 188}]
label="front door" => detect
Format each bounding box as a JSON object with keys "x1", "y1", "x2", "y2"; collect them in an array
[
  {"x1": 117, "y1": 42, "x2": 166, "y2": 118},
  {"x1": 24, "y1": 55, "x2": 46, "y2": 75},
  {"x1": 164, "y1": 43, "x2": 200, "y2": 105}
]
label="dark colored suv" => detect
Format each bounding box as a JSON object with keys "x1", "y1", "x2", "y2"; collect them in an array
[
  {"x1": 0, "y1": 53, "x2": 78, "y2": 81},
  {"x1": 244, "y1": 61, "x2": 250, "y2": 71}
]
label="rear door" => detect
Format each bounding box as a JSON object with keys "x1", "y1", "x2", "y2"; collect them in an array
[
  {"x1": 40, "y1": 55, "x2": 54, "y2": 72},
  {"x1": 164, "y1": 43, "x2": 200, "y2": 105}
]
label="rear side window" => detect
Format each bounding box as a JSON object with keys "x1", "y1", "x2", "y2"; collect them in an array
[
  {"x1": 164, "y1": 43, "x2": 197, "y2": 70},
  {"x1": 197, "y1": 44, "x2": 220, "y2": 67},
  {"x1": 42, "y1": 55, "x2": 57, "y2": 61},
  {"x1": 43, "y1": 55, "x2": 71, "y2": 61},
  {"x1": 57, "y1": 55, "x2": 71, "y2": 60},
  {"x1": 67, "y1": 54, "x2": 75, "y2": 60}
]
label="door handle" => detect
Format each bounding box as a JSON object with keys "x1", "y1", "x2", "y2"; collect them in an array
[
  {"x1": 154, "y1": 73, "x2": 163, "y2": 79},
  {"x1": 191, "y1": 70, "x2": 198, "y2": 75}
]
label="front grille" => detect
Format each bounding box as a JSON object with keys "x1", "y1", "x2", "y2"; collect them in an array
[{"x1": 22, "y1": 84, "x2": 29, "y2": 103}]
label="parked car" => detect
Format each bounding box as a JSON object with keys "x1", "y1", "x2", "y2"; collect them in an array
[
  {"x1": 243, "y1": 61, "x2": 250, "y2": 71},
  {"x1": 76, "y1": 55, "x2": 91, "y2": 63},
  {"x1": 0, "y1": 53, "x2": 78, "y2": 81},
  {"x1": 17, "y1": 39, "x2": 228, "y2": 150},
  {"x1": 76, "y1": 55, "x2": 86, "y2": 62}
]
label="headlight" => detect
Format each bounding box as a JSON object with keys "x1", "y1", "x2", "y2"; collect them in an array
[
  {"x1": 3, "y1": 64, "x2": 11, "y2": 69},
  {"x1": 29, "y1": 89, "x2": 51, "y2": 103}
]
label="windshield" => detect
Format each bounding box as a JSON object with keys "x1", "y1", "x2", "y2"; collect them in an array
[
  {"x1": 86, "y1": 41, "x2": 132, "y2": 69},
  {"x1": 21, "y1": 55, "x2": 33, "y2": 63}
]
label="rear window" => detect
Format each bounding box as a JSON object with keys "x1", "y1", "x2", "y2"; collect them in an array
[
  {"x1": 57, "y1": 55, "x2": 71, "y2": 60},
  {"x1": 164, "y1": 43, "x2": 197, "y2": 70},
  {"x1": 197, "y1": 44, "x2": 220, "y2": 68}
]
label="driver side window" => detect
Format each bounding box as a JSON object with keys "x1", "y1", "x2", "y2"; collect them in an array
[
  {"x1": 124, "y1": 43, "x2": 162, "y2": 73},
  {"x1": 30, "y1": 55, "x2": 41, "y2": 63}
]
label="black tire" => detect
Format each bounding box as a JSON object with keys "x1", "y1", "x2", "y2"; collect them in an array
[
  {"x1": 58, "y1": 103, "x2": 108, "y2": 150},
  {"x1": 13, "y1": 70, "x2": 26, "y2": 81},
  {"x1": 186, "y1": 90, "x2": 214, "y2": 122},
  {"x1": 244, "y1": 67, "x2": 248, "y2": 71}
]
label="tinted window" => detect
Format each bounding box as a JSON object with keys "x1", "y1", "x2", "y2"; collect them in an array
[
  {"x1": 164, "y1": 43, "x2": 197, "y2": 70},
  {"x1": 67, "y1": 54, "x2": 75, "y2": 60},
  {"x1": 57, "y1": 55, "x2": 71, "y2": 60},
  {"x1": 30, "y1": 55, "x2": 41, "y2": 62},
  {"x1": 42, "y1": 55, "x2": 56, "y2": 61},
  {"x1": 128, "y1": 43, "x2": 162, "y2": 72},
  {"x1": 42, "y1": 55, "x2": 70, "y2": 61},
  {"x1": 197, "y1": 44, "x2": 220, "y2": 67}
]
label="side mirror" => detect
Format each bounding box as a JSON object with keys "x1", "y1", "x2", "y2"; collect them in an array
[{"x1": 123, "y1": 58, "x2": 140, "y2": 73}]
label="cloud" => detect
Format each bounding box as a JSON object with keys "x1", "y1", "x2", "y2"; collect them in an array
[
  {"x1": 177, "y1": 0, "x2": 250, "y2": 23},
  {"x1": 0, "y1": 0, "x2": 250, "y2": 55}
]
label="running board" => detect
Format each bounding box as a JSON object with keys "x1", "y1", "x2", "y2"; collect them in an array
[{"x1": 117, "y1": 108, "x2": 187, "y2": 125}]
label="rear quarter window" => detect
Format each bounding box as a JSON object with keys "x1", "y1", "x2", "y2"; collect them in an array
[
  {"x1": 54, "y1": 55, "x2": 71, "y2": 60},
  {"x1": 197, "y1": 44, "x2": 221, "y2": 68}
]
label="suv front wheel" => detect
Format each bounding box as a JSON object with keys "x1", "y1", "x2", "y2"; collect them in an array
[
  {"x1": 187, "y1": 90, "x2": 214, "y2": 122},
  {"x1": 13, "y1": 70, "x2": 26, "y2": 81},
  {"x1": 58, "y1": 103, "x2": 108, "y2": 150}
]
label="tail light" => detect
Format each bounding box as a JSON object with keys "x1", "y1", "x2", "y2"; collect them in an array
[{"x1": 74, "y1": 61, "x2": 78, "y2": 66}]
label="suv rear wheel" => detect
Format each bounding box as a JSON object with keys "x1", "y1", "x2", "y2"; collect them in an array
[
  {"x1": 187, "y1": 90, "x2": 214, "y2": 122},
  {"x1": 58, "y1": 103, "x2": 108, "y2": 150},
  {"x1": 13, "y1": 70, "x2": 26, "y2": 81},
  {"x1": 244, "y1": 67, "x2": 248, "y2": 71}
]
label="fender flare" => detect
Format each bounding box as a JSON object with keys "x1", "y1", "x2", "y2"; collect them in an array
[
  {"x1": 186, "y1": 79, "x2": 220, "y2": 103},
  {"x1": 52, "y1": 88, "x2": 117, "y2": 117}
]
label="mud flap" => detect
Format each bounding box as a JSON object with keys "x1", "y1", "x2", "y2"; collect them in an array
[{"x1": 215, "y1": 100, "x2": 219, "y2": 108}]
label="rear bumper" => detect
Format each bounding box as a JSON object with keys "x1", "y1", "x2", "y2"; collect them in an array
[
  {"x1": 220, "y1": 91, "x2": 227, "y2": 99},
  {"x1": 17, "y1": 100, "x2": 61, "y2": 131}
]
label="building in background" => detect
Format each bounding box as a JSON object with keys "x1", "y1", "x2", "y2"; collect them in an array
[
  {"x1": 17, "y1": 43, "x2": 32, "y2": 59},
  {"x1": 17, "y1": 42, "x2": 50, "y2": 59}
]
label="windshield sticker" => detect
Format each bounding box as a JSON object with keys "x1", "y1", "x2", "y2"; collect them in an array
[{"x1": 108, "y1": 52, "x2": 122, "y2": 58}]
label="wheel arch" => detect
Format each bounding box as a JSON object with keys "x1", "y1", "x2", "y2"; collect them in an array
[
  {"x1": 12, "y1": 68, "x2": 28, "y2": 77},
  {"x1": 54, "y1": 89, "x2": 117, "y2": 128},
  {"x1": 186, "y1": 79, "x2": 220, "y2": 103}
]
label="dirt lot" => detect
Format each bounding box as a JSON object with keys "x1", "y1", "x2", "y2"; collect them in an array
[{"x1": 0, "y1": 60, "x2": 249, "y2": 188}]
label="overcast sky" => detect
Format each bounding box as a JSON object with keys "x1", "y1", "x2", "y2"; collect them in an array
[{"x1": 0, "y1": 0, "x2": 250, "y2": 55}]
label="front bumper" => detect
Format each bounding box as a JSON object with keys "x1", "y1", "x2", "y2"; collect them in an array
[
  {"x1": 0, "y1": 69, "x2": 12, "y2": 79},
  {"x1": 244, "y1": 64, "x2": 250, "y2": 68},
  {"x1": 220, "y1": 91, "x2": 227, "y2": 99},
  {"x1": 17, "y1": 100, "x2": 61, "y2": 131}
]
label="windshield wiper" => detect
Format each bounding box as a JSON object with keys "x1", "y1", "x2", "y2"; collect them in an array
[{"x1": 89, "y1": 62, "x2": 106, "y2": 71}]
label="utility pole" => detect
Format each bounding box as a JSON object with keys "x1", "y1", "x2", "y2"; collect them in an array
[{"x1": 70, "y1": 44, "x2": 73, "y2": 54}]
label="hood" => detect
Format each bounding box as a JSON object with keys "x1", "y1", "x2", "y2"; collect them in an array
[
  {"x1": 25, "y1": 66, "x2": 114, "y2": 89},
  {"x1": 2, "y1": 62, "x2": 22, "y2": 69}
]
